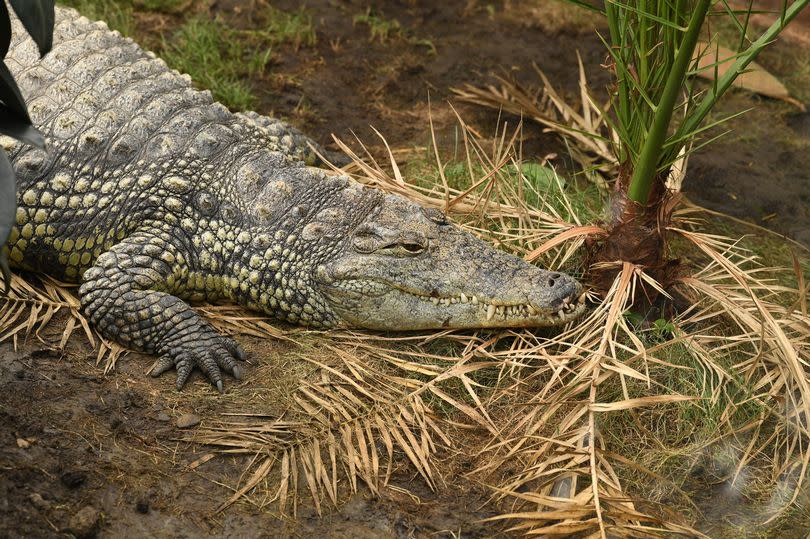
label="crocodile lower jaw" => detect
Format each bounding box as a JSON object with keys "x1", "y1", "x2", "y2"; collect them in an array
[
  {"x1": 405, "y1": 289, "x2": 585, "y2": 320},
  {"x1": 322, "y1": 278, "x2": 587, "y2": 328}
]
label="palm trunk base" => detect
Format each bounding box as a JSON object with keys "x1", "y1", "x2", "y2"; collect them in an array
[{"x1": 586, "y1": 177, "x2": 681, "y2": 307}]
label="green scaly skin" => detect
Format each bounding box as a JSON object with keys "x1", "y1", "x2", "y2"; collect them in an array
[{"x1": 5, "y1": 8, "x2": 585, "y2": 392}]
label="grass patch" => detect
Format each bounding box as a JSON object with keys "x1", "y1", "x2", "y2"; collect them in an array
[
  {"x1": 160, "y1": 17, "x2": 270, "y2": 111},
  {"x1": 506, "y1": 0, "x2": 598, "y2": 34},
  {"x1": 403, "y1": 148, "x2": 604, "y2": 221},
  {"x1": 238, "y1": 5, "x2": 316, "y2": 51},
  {"x1": 353, "y1": 9, "x2": 402, "y2": 43},
  {"x1": 58, "y1": 0, "x2": 136, "y2": 36},
  {"x1": 353, "y1": 8, "x2": 436, "y2": 53},
  {"x1": 134, "y1": 0, "x2": 188, "y2": 13},
  {"x1": 58, "y1": 2, "x2": 318, "y2": 112},
  {"x1": 159, "y1": 6, "x2": 318, "y2": 110},
  {"x1": 59, "y1": 0, "x2": 192, "y2": 35},
  {"x1": 600, "y1": 377, "x2": 781, "y2": 535}
]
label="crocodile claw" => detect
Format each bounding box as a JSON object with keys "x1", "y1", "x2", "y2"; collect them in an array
[{"x1": 151, "y1": 331, "x2": 245, "y2": 392}]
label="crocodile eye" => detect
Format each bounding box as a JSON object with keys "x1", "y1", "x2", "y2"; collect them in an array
[
  {"x1": 401, "y1": 242, "x2": 424, "y2": 254},
  {"x1": 422, "y1": 207, "x2": 448, "y2": 226},
  {"x1": 373, "y1": 241, "x2": 425, "y2": 257}
]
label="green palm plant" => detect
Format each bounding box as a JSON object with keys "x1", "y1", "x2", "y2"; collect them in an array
[{"x1": 572, "y1": 1, "x2": 809, "y2": 291}]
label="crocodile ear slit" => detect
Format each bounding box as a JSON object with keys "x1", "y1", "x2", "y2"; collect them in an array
[
  {"x1": 422, "y1": 206, "x2": 448, "y2": 225},
  {"x1": 352, "y1": 234, "x2": 378, "y2": 253}
]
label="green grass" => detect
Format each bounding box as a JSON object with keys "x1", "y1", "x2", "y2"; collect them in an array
[
  {"x1": 159, "y1": 6, "x2": 315, "y2": 111},
  {"x1": 352, "y1": 9, "x2": 435, "y2": 53},
  {"x1": 403, "y1": 151, "x2": 604, "y2": 227},
  {"x1": 134, "y1": 0, "x2": 188, "y2": 12},
  {"x1": 255, "y1": 6, "x2": 316, "y2": 50},
  {"x1": 596, "y1": 338, "x2": 770, "y2": 510},
  {"x1": 58, "y1": 0, "x2": 136, "y2": 36},
  {"x1": 58, "y1": 2, "x2": 317, "y2": 112},
  {"x1": 353, "y1": 9, "x2": 402, "y2": 43},
  {"x1": 58, "y1": 0, "x2": 192, "y2": 35},
  {"x1": 160, "y1": 17, "x2": 267, "y2": 111}
]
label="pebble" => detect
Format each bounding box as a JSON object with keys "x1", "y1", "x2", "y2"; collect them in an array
[
  {"x1": 60, "y1": 470, "x2": 86, "y2": 489},
  {"x1": 135, "y1": 499, "x2": 149, "y2": 514},
  {"x1": 29, "y1": 493, "x2": 50, "y2": 510},
  {"x1": 175, "y1": 413, "x2": 201, "y2": 428},
  {"x1": 16, "y1": 438, "x2": 30, "y2": 449},
  {"x1": 65, "y1": 505, "x2": 100, "y2": 538},
  {"x1": 156, "y1": 412, "x2": 171, "y2": 422}
]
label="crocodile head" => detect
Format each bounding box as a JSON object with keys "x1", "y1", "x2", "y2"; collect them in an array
[{"x1": 313, "y1": 194, "x2": 585, "y2": 330}]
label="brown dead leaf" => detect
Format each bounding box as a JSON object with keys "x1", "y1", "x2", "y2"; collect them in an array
[{"x1": 694, "y1": 41, "x2": 806, "y2": 110}]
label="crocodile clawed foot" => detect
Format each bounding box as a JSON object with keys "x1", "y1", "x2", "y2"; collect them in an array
[{"x1": 151, "y1": 332, "x2": 246, "y2": 393}]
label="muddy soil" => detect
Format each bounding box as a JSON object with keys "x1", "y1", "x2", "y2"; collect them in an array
[
  {"x1": 3, "y1": 0, "x2": 810, "y2": 537},
  {"x1": 0, "y1": 309, "x2": 498, "y2": 538}
]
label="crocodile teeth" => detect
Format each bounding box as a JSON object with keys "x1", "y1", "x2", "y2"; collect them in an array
[
  {"x1": 486, "y1": 304, "x2": 496, "y2": 321},
  {"x1": 496, "y1": 306, "x2": 504, "y2": 315},
  {"x1": 460, "y1": 292, "x2": 468, "y2": 303},
  {"x1": 578, "y1": 294, "x2": 586, "y2": 304},
  {"x1": 431, "y1": 297, "x2": 439, "y2": 305},
  {"x1": 528, "y1": 305, "x2": 537, "y2": 315},
  {"x1": 558, "y1": 310, "x2": 565, "y2": 318},
  {"x1": 471, "y1": 295, "x2": 478, "y2": 305}
]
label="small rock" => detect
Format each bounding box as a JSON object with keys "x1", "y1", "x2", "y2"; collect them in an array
[
  {"x1": 60, "y1": 470, "x2": 86, "y2": 489},
  {"x1": 175, "y1": 413, "x2": 201, "y2": 429},
  {"x1": 109, "y1": 416, "x2": 123, "y2": 431},
  {"x1": 16, "y1": 438, "x2": 30, "y2": 449},
  {"x1": 156, "y1": 412, "x2": 171, "y2": 422},
  {"x1": 65, "y1": 505, "x2": 100, "y2": 538},
  {"x1": 135, "y1": 499, "x2": 149, "y2": 514},
  {"x1": 29, "y1": 493, "x2": 51, "y2": 510}
]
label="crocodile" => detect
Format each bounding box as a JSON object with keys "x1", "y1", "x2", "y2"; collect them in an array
[{"x1": 3, "y1": 8, "x2": 585, "y2": 391}]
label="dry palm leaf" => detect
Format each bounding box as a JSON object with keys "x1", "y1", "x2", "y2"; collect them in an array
[
  {"x1": 3, "y1": 104, "x2": 809, "y2": 537},
  {"x1": 451, "y1": 54, "x2": 619, "y2": 181}
]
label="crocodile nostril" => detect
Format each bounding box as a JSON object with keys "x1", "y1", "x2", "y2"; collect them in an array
[{"x1": 547, "y1": 273, "x2": 562, "y2": 288}]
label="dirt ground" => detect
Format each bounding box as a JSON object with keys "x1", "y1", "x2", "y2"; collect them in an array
[
  {"x1": 0, "y1": 330, "x2": 501, "y2": 538},
  {"x1": 3, "y1": 1, "x2": 810, "y2": 537}
]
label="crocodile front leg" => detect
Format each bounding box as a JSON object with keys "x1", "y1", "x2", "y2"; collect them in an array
[{"x1": 79, "y1": 230, "x2": 244, "y2": 392}]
